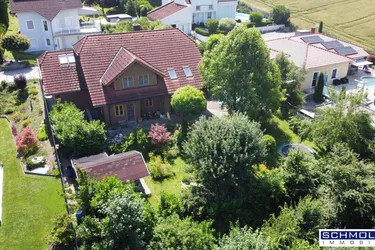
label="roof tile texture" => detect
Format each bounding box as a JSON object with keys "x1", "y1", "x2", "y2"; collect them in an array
[{"x1": 147, "y1": 2, "x2": 186, "y2": 21}]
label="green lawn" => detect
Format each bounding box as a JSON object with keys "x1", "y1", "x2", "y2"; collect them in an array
[
  {"x1": 0, "y1": 119, "x2": 65, "y2": 250},
  {"x1": 144, "y1": 157, "x2": 189, "y2": 206}
]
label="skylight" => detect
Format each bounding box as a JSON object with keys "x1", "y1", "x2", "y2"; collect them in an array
[
  {"x1": 168, "y1": 69, "x2": 177, "y2": 80},
  {"x1": 183, "y1": 66, "x2": 193, "y2": 78},
  {"x1": 58, "y1": 53, "x2": 75, "y2": 65}
]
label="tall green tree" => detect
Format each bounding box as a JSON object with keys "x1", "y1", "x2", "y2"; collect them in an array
[
  {"x1": 126, "y1": 0, "x2": 138, "y2": 16},
  {"x1": 200, "y1": 25, "x2": 283, "y2": 122},
  {"x1": 0, "y1": 0, "x2": 9, "y2": 29},
  {"x1": 311, "y1": 91, "x2": 375, "y2": 156},
  {"x1": 272, "y1": 5, "x2": 290, "y2": 25},
  {"x1": 275, "y1": 52, "x2": 305, "y2": 114},
  {"x1": 50, "y1": 101, "x2": 107, "y2": 156},
  {"x1": 318, "y1": 21, "x2": 323, "y2": 33},
  {"x1": 148, "y1": 214, "x2": 216, "y2": 250},
  {"x1": 313, "y1": 73, "x2": 324, "y2": 103},
  {"x1": 250, "y1": 12, "x2": 263, "y2": 24}
]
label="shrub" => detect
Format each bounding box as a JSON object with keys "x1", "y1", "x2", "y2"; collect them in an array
[
  {"x1": 148, "y1": 152, "x2": 174, "y2": 180},
  {"x1": 218, "y1": 18, "x2": 236, "y2": 34},
  {"x1": 289, "y1": 116, "x2": 312, "y2": 141},
  {"x1": 262, "y1": 134, "x2": 276, "y2": 153},
  {"x1": 194, "y1": 27, "x2": 209, "y2": 36},
  {"x1": 26, "y1": 155, "x2": 46, "y2": 170},
  {"x1": 149, "y1": 123, "x2": 171, "y2": 145},
  {"x1": 171, "y1": 86, "x2": 207, "y2": 117},
  {"x1": 0, "y1": 80, "x2": 6, "y2": 91},
  {"x1": 206, "y1": 34, "x2": 224, "y2": 52},
  {"x1": 28, "y1": 86, "x2": 38, "y2": 99},
  {"x1": 0, "y1": 46, "x2": 3, "y2": 65},
  {"x1": 199, "y1": 22, "x2": 205, "y2": 27},
  {"x1": 13, "y1": 74, "x2": 27, "y2": 91},
  {"x1": 181, "y1": 173, "x2": 193, "y2": 185},
  {"x1": 4, "y1": 107, "x2": 14, "y2": 114},
  {"x1": 318, "y1": 21, "x2": 323, "y2": 33},
  {"x1": 198, "y1": 41, "x2": 206, "y2": 54},
  {"x1": 314, "y1": 73, "x2": 324, "y2": 103},
  {"x1": 250, "y1": 11, "x2": 264, "y2": 24},
  {"x1": 1, "y1": 34, "x2": 30, "y2": 61},
  {"x1": 11, "y1": 125, "x2": 17, "y2": 137},
  {"x1": 206, "y1": 19, "x2": 219, "y2": 34},
  {"x1": 158, "y1": 193, "x2": 183, "y2": 218},
  {"x1": 22, "y1": 119, "x2": 31, "y2": 127},
  {"x1": 237, "y1": 2, "x2": 252, "y2": 13},
  {"x1": 272, "y1": 5, "x2": 290, "y2": 25},
  {"x1": 16, "y1": 127, "x2": 38, "y2": 155},
  {"x1": 37, "y1": 121, "x2": 49, "y2": 141}
]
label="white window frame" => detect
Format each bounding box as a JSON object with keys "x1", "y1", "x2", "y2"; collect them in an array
[
  {"x1": 26, "y1": 20, "x2": 34, "y2": 30},
  {"x1": 145, "y1": 98, "x2": 153, "y2": 107},
  {"x1": 331, "y1": 68, "x2": 338, "y2": 79},
  {"x1": 168, "y1": 69, "x2": 178, "y2": 80},
  {"x1": 311, "y1": 71, "x2": 320, "y2": 87},
  {"x1": 45, "y1": 38, "x2": 52, "y2": 47},
  {"x1": 42, "y1": 20, "x2": 49, "y2": 32},
  {"x1": 139, "y1": 74, "x2": 149, "y2": 86},
  {"x1": 122, "y1": 76, "x2": 134, "y2": 88},
  {"x1": 29, "y1": 38, "x2": 38, "y2": 49},
  {"x1": 114, "y1": 105, "x2": 124, "y2": 116},
  {"x1": 207, "y1": 12, "x2": 212, "y2": 19},
  {"x1": 183, "y1": 66, "x2": 193, "y2": 77}
]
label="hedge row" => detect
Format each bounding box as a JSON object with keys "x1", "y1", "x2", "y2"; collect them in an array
[
  {"x1": 245, "y1": 20, "x2": 273, "y2": 28},
  {"x1": 195, "y1": 27, "x2": 209, "y2": 36}
]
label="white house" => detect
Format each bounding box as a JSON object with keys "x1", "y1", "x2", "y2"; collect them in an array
[
  {"x1": 9, "y1": 0, "x2": 101, "y2": 52},
  {"x1": 147, "y1": 0, "x2": 237, "y2": 34}
]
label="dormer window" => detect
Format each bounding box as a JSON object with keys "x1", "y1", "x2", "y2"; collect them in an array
[
  {"x1": 123, "y1": 76, "x2": 133, "y2": 88},
  {"x1": 58, "y1": 53, "x2": 75, "y2": 65},
  {"x1": 168, "y1": 69, "x2": 177, "y2": 80},
  {"x1": 183, "y1": 66, "x2": 193, "y2": 77},
  {"x1": 139, "y1": 74, "x2": 149, "y2": 86}
]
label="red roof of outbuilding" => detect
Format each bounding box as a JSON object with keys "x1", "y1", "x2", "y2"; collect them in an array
[
  {"x1": 9, "y1": 0, "x2": 82, "y2": 21},
  {"x1": 147, "y1": 1, "x2": 186, "y2": 21},
  {"x1": 37, "y1": 50, "x2": 83, "y2": 95},
  {"x1": 73, "y1": 151, "x2": 150, "y2": 182},
  {"x1": 72, "y1": 28, "x2": 203, "y2": 107}
]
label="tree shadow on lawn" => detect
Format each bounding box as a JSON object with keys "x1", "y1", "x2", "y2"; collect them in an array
[{"x1": 262, "y1": 119, "x2": 294, "y2": 147}]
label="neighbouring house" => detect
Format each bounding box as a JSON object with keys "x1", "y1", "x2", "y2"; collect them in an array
[
  {"x1": 72, "y1": 151, "x2": 151, "y2": 195},
  {"x1": 38, "y1": 28, "x2": 203, "y2": 125},
  {"x1": 147, "y1": 0, "x2": 238, "y2": 34},
  {"x1": 9, "y1": 0, "x2": 101, "y2": 52},
  {"x1": 263, "y1": 29, "x2": 369, "y2": 91}
]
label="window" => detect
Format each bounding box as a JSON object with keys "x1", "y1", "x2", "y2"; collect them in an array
[
  {"x1": 196, "y1": 5, "x2": 200, "y2": 11},
  {"x1": 139, "y1": 74, "x2": 149, "y2": 86},
  {"x1": 114, "y1": 105, "x2": 124, "y2": 116},
  {"x1": 207, "y1": 12, "x2": 212, "y2": 19},
  {"x1": 42, "y1": 20, "x2": 48, "y2": 31},
  {"x1": 183, "y1": 66, "x2": 193, "y2": 77},
  {"x1": 145, "y1": 98, "x2": 153, "y2": 107},
  {"x1": 331, "y1": 68, "x2": 338, "y2": 79},
  {"x1": 168, "y1": 69, "x2": 177, "y2": 79},
  {"x1": 58, "y1": 53, "x2": 75, "y2": 65},
  {"x1": 312, "y1": 72, "x2": 319, "y2": 87},
  {"x1": 46, "y1": 38, "x2": 51, "y2": 46},
  {"x1": 123, "y1": 76, "x2": 133, "y2": 88},
  {"x1": 209, "y1": 5, "x2": 213, "y2": 10},
  {"x1": 26, "y1": 20, "x2": 34, "y2": 30}
]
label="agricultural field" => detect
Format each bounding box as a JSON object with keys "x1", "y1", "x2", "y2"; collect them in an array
[{"x1": 244, "y1": 0, "x2": 375, "y2": 54}]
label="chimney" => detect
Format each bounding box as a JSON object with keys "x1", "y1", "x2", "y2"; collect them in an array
[
  {"x1": 311, "y1": 27, "x2": 316, "y2": 34},
  {"x1": 133, "y1": 23, "x2": 141, "y2": 31}
]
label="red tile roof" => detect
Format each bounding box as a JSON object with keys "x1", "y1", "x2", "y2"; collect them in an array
[
  {"x1": 72, "y1": 28, "x2": 203, "y2": 107},
  {"x1": 38, "y1": 50, "x2": 83, "y2": 95},
  {"x1": 9, "y1": 0, "x2": 82, "y2": 21},
  {"x1": 101, "y1": 47, "x2": 165, "y2": 85},
  {"x1": 147, "y1": 2, "x2": 186, "y2": 21},
  {"x1": 73, "y1": 151, "x2": 150, "y2": 182}
]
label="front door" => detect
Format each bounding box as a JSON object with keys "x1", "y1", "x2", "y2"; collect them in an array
[{"x1": 127, "y1": 104, "x2": 135, "y2": 121}]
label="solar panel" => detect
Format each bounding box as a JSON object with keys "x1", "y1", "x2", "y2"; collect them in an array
[
  {"x1": 321, "y1": 40, "x2": 343, "y2": 49},
  {"x1": 301, "y1": 35, "x2": 324, "y2": 44},
  {"x1": 334, "y1": 46, "x2": 357, "y2": 55}
]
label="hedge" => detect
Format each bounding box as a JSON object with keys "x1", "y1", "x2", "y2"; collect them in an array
[
  {"x1": 195, "y1": 27, "x2": 209, "y2": 36},
  {"x1": 245, "y1": 20, "x2": 273, "y2": 28}
]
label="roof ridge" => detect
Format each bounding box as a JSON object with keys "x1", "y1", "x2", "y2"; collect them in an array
[{"x1": 147, "y1": 1, "x2": 175, "y2": 14}]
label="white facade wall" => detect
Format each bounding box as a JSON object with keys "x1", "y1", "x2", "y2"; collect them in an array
[
  {"x1": 17, "y1": 12, "x2": 54, "y2": 52},
  {"x1": 51, "y1": 8, "x2": 80, "y2": 34},
  {"x1": 216, "y1": 1, "x2": 237, "y2": 20},
  {"x1": 162, "y1": 7, "x2": 192, "y2": 34}
]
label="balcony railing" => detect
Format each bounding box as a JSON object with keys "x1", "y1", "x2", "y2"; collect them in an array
[{"x1": 53, "y1": 22, "x2": 101, "y2": 36}]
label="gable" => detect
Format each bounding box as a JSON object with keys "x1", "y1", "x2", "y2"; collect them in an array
[{"x1": 113, "y1": 62, "x2": 158, "y2": 90}]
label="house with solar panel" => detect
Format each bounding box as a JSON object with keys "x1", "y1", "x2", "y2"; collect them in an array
[
  {"x1": 37, "y1": 28, "x2": 203, "y2": 126},
  {"x1": 263, "y1": 29, "x2": 370, "y2": 91},
  {"x1": 9, "y1": 0, "x2": 101, "y2": 52},
  {"x1": 147, "y1": 0, "x2": 238, "y2": 34}
]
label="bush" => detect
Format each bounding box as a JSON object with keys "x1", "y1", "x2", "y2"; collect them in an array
[
  {"x1": 198, "y1": 41, "x2": 206, "y2": 54},
  {"x1": 22, "y1": 119, "x2": 31, "y2": 127},
  {"x1": 206, "y1": 34, "x2": 224, "y2": 52},
  {"x1": 237, "y1": 2, "x2": 252, "y2": 13},
  {"x1": 37, "y1": 121, "x2": 49, "y2": 141},
  {"x1": 206, "y1": 19, "x2": 219, "y2": 34},
  {"x1": 262, "y1": 134, "x2": 276, "y2": 153},
  {"x1": 199, "y1": 22, "x2": 205, "y2": 27},
  {"x1": 1, "y1": 34, "x2": 30, "y2": 61},
  {"x1": 171, "y1": 86, "x2": 207, "y2": 116},
  {"x1": 194, "y1": 27, "x2": 209, "y2": 36},
  {"x1": 250, "y1": 11, "x2": 264, "y2": 24},
  {"x1": 149, "y1": 123, "x2": 171, "y2": 145},
  {"x1": 4, "y1": 107, "x2": 14, "y2": 114},
  {"x1": 148, "y1": 152, "x2": 174, "y2": 180},
  {"x1": 0, "y1": 80, "x2": 7, "y2": 91},
  {"x1": 28, "y1": 86, "x2": 38, "y2": 98},
  {"x1": 289, "y1": 116, "x2": 312, "y2": 141},
  {"x1": 13, "y1": 74, "x2": 27, "y2": 91},
  {"x1": 158, "y1": 193, "x2": 183, "y2": 218},
  {"x1": 218, "y1": 18, "x2": 236, "y2": 34},
  {"x1": 26, "y1": 155, "x2": 46, "y2": 170},
  {"x1": 11, "y1": 125, "x2": 17, "y2": 137},
  {"x1": 272, "y1": 5, "x2": 290, "y2": 25},
  {"x1": 16, "y1": 127, "x2": 38, "y2": 155}
]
